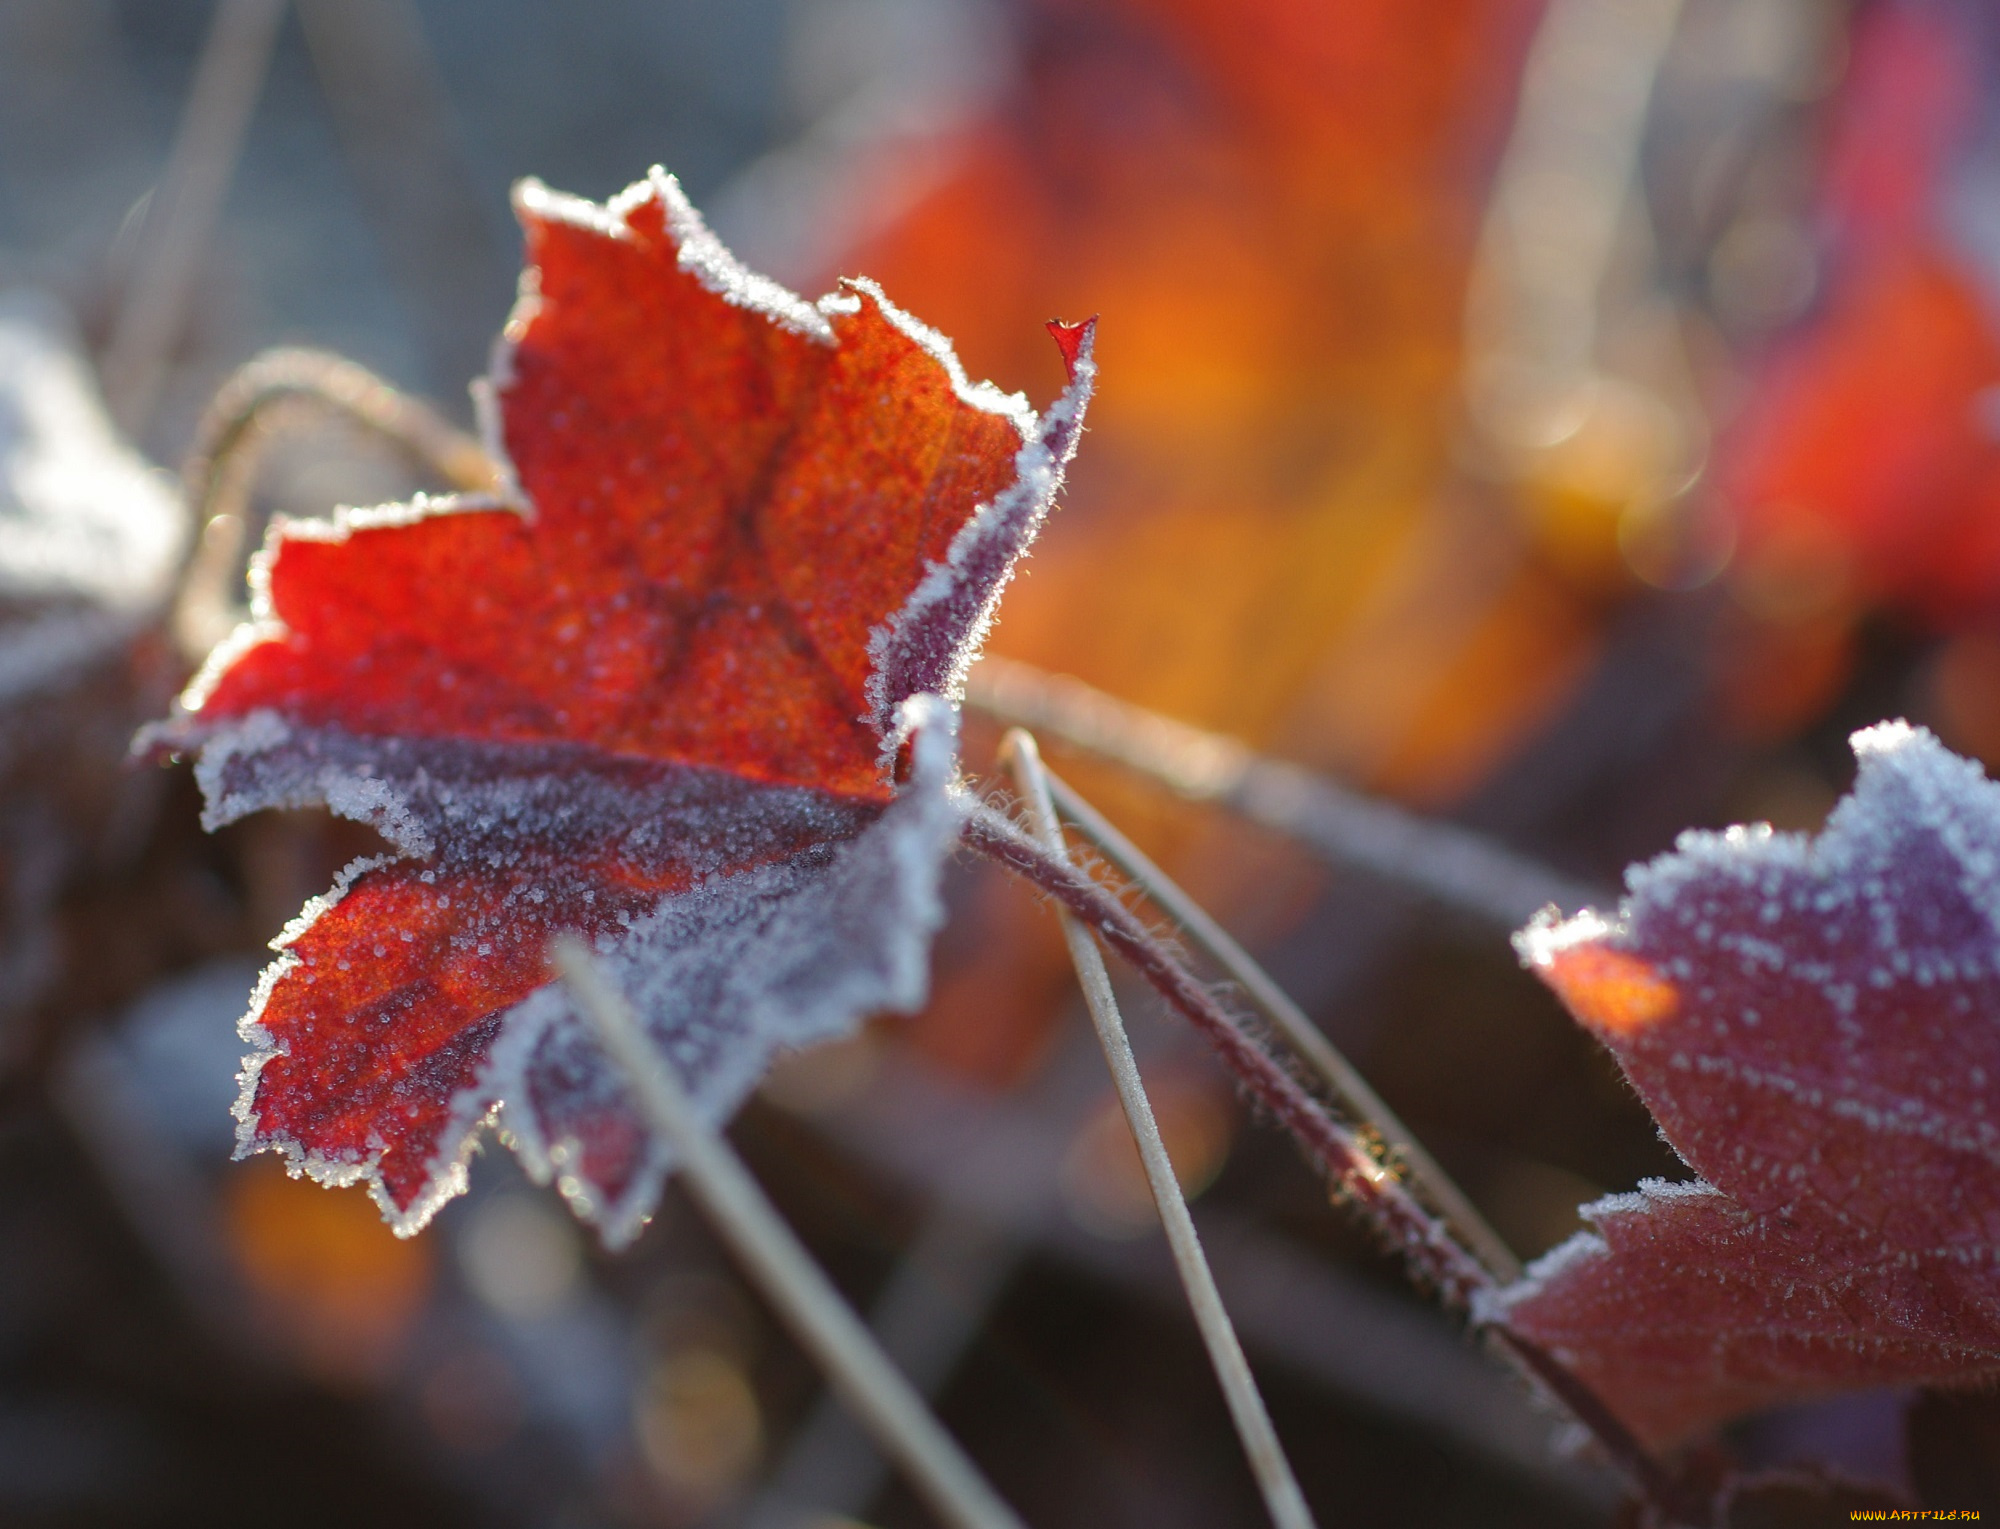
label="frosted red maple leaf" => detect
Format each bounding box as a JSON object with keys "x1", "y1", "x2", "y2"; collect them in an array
[
  {"x1": 148, "y1": 167, "x2": 1095, "y2": 1245},
  {"x1": 1489, "y1": 722, "x2": 2000, "y2": 1446}
]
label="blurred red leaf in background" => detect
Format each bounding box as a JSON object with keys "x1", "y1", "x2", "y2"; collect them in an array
[
  {"x1": 1724, "y1": 1, "x2": 2000, "y2": 630},
  {"x1": 829, "y1": 0, "x2": 1597, "y2": 1083},
  {"x1": 843, "y1": 0, "x2": 1570, "y2": 800}
]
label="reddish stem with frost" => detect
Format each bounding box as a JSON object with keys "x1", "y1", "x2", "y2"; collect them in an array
[
  {"x1": 960, "y1": 802, "x2": 1490, "y2": 1310},
  {"x1": 960, "y1": 799, "x2": 1709, "y2": 1525}
]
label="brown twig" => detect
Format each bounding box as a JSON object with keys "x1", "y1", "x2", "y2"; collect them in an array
[
  {"x1": 173, "y1": 347, "x2": 503, "y2": 657},
  {"x1": 967, "y1": 657, "x2": 1603, "y2": 926}
]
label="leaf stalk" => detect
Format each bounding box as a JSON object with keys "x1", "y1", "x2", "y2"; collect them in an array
[
  {"x1": 1036, "y1": 761, "x2": 1523, "y2": 1284},
  {"x1": 962, "y1": 774, "x2": 1700, "y2": 1524},
  {"x1": 960, "y1": 800, "x2": 1491, "y2": 1311}
]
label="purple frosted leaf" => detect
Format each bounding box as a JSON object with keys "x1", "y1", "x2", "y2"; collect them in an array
[{"x1": 1496, "y1": 723, "x2": 2000, "y2": 1444}]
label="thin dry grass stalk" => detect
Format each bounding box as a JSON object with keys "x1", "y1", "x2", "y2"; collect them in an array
[
  {"x1": 967, "y1": 657, "x2": 1600, "y2": 926},
  {"x1": 551, "y1": 936, "x2": 1028, "y2": 1529},
  {"x1": 960, "y1": 802, "x2": 1493, "y2": 1312},
  {"x1": 1036, "y1": 763, "x2": 1523, "y2": 1284},
  {"x1": 1002, "y1": 728, "x2": 1319, "y2": 1529},
  {"x1": 965, "y1": 774, "x2": 1699, "y2": 1524}
]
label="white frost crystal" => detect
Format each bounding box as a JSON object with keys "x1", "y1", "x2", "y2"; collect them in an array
[{"x1": 0, "y1": 290, "x2": 184, "y2": 703}]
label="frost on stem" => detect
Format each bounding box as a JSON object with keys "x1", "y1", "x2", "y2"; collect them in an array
[
  {"x1": 967, "y1": 783, "x2": 1695, "y2": 1519},
  {"x1": 1494, "y1": 721, "x2": 2000, "y2": 1447},
  {"x1": 1000, "y1": 729, "x2": 1320, "y2": 1529},
  {"x1": 959, "y1": 801, "x2": 1491, "y2": 1311}
]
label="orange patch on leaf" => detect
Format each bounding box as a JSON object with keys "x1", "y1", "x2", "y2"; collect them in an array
[{"x1": 1538, "y1": 943, "x2": 1678, "y2": 1035}]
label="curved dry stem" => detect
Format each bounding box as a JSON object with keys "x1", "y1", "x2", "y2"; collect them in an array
[
  {"x1": 174, "y1": 348, "x2": 503, "y2": 658},
  {"x1": 960, "y1": 800, "x2": 1491, "y2": 1312},
  {"x1": 966, "y1": 658, "x2": 1601, "y2": 927},
  {"x1": 551, "y1": 938, "x2": 1028, "y2": 1529},
  {"x1": 1037, "y1": 763, "x2": 1523, "y2": 1285},
  {"x1": 1003, "y1": 730, "x2": 1318, "y2": 1529}
]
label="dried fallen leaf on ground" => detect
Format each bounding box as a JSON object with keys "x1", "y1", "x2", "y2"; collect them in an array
[{"x1": 151, "y1": 168, "x2": 1093, "y2": 1244}]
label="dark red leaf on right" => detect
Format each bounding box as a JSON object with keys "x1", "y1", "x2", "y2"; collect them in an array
[{"x1": 1490, "y1": 723, "x2": 2000, "y2": 1446}]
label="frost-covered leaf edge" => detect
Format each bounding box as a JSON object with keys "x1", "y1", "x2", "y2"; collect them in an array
[
  {"x1": 1472, "y1": 1176, "x2": 1725, "y2": 1329},
  {"x1": 487, "y1": 696, "x2": 965, "y2": 1247},
  {"x1": 161, "y1": 164, "x2": 1096, "y2": 757},
  {"x1": 211, "y1": 696, "x2": 965, "y2": 1240},
  {"x1": 497, "y1": 168, "x2": 1097, "y2": 754},
  {"x1": 1511, "y1": 716, "x2": 2000, "y2": 1217}
]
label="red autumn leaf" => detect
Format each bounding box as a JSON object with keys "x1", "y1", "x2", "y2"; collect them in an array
[
  {"x1": 149, "y1": 168, "x2": 1094, "y2": 1245},
  {"x1": 1488, "y1": 722, "x2": 2000, "y2": 1446},
  {"x1": 1722, "y1": 2, "x2": 2000, "y2": 626}
]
